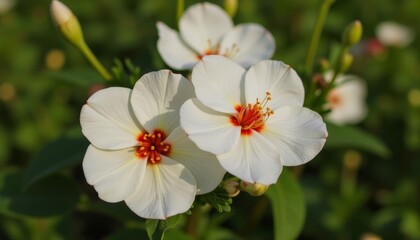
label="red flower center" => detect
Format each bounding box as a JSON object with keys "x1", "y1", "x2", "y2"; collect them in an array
[
  {"x1": 230, "y1": 92, "x2": 274, "y2": 136},
  {"x1": 135, "y1": 129, "x2": 171, "y2": 164},
  {"x1": 327, "y1": 90, "x2": 342, "y2": 108},
  {"x1": 197, "y1": 40, "x2": 240, "y2": 60}
]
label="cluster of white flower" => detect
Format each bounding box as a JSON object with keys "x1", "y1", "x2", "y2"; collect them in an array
[{"x1": 78, "y1": 2, "x2": 328, "y2": 219}]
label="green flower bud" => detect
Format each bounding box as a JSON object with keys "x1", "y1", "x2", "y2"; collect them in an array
[
  {"x1": 224, "y1": 0, "x2": 238, "y2": 17},
  {"x1": 223, "y1": 178, "x2": 240, "y2": 197},
  {"x1": 240, "y1": 181, "x2": 269, "y2": 196},
  {"x1": 319, "y1": 58, "x2": 330, "y2": 73},
  {"x1": 340, "y1": 52, "x2": 353, "y2": 73},
  {"x1": 50, "y1": 0, "x2": 85, "y2": 48},
  {"x1": 342, "y1": 20, "x2": 363, "y2": 46}
]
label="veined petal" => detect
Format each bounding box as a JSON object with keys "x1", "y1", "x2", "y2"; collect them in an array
[
  {"x1": 179, "y1": 2, "x2": 233, "y2": 54},
  {"x1": 82, "y1": 145, "x2": 147, "y2": 203},
  {"x1": 245, "y1": 61, "x2": 304, "y2": 109},
  {"x1": 192, "y1": 55, "x2": 245, "y2": 113},
  {"x1": 217, "y1": 132, "x2": 282, "y2": 185},
  {"x1": 80, "y1": 87, "x2": 143, "y2": 150},
  {"x1": 156, "y1": 22, "x2": 199, "y2": 70},
  {"x1": 125, "y1": 156, "x2": 196, "y2": 219},
  {"x1": 262, "y1": 106, "x2": 327, "y2": 166},
  {"x1": 166, "y1": 127, "x2": 226, "y2": 194},
  {"x1": 180, "y1": 98, "x2": 240, "y2": 155},
  {"x1": 220, "y1": 23, "x2": 275, "y2": 68},
  {"x1": 131, "y1": 70, "x2": 195, "y2": 134}
]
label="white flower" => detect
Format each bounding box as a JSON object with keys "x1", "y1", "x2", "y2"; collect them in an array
[
  {"x1": 0, "y1": 0, "x2": 15, "y2": 15},
  {"x1": 376, "y1": 21, "x2": 414, "y2": 48},
  {"x1": 180, "y1": 56, "x2": 327, "y2": 185},
  {"x1": 80, "y1": 70, "x2": 226, "y2": 219},
  {"x1": 325, "y1": 74, "x2": 368, "y2": 125},
  {"x1": 156, "y1": 2, "x2": 275, "y2": 70}
]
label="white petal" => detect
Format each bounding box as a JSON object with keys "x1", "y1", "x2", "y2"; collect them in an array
[
  {"x1": 179, "y1": 2, "x2": 233, "y2": 54},
  {"x1": 166, "y1": 127, "x2": 226, "y2": 194},
  {"x1": 156, "y1": 22, "x2": 199, "y2": 70},
  {"x1": 220, "y1": 23, "x2": 275, "y2": 68},
  {"x1": 82, "y1": 145, "x2": 147, "y2": 203},
  {"x1": 262, "y1": 106, "x2": 328, "y2": 166},
  {"x1": 245, "y1": 61, "x2": 304, "y2": 109},
  {"x1": 80, "y1": 87, "x2": 143, "y2": 150},
  {"x1": 125, "y1": 157, "x2": 196, "y2": 219},
  {"x1": 192, "y1": 55, "x2": 245, "y2": 113},
  {"x1": 326, "y1": 77, "x2": 367, "y2": 125},
  {"x1": 180, "y1": 98, "x2": 241, "y2": 155},
  {"x1": 376, "y1": 21, "x2": 414, "y2": 47},
  {"x1": 217, "y1": 132, "x2": 282, "y2": 185},
  {"x1": 131, "y1": 70, "x2": 195, "y2": 134}
]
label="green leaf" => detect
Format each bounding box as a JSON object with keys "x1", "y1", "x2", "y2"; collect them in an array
[
  {"x1": 0, "y1": 169, "x2": 79, "y2": 217},
  {"x1": 23, "y1": 128, "x2": 89, "y2": 188},
  {"x1": 146, "y1": 214, "x2": 183, "y2": 240},
  {"x1": 325, "y1": 122, "x2": 391, "y2": 158},
  {"x1": 145, "y1": 219, "x2": 159, "y2": 240},
  {"x1": 266, "y1": 168, "x2": 306, "y2": 240}
]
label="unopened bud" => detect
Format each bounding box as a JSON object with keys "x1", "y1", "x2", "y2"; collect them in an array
[
  {"x1": 312, "y1": 73, "x2": 328, "y2": 89},
  {"x1": 342, "y1": 20, "x2": 363, "y2": 46},
  {"x1": 319, "y1": 58, "x2": 330, "y2": 73},
  {"x1": 343, "y1": 150, "x2": 362, "y2": 170},
  {"x1": 223, "y1": 178, "x2": 240, "y2": 197},
  {"x1": 340, "y1": 52, "x2": 353, "y2": 73},
  {"x1": 50, "y1": 0, "x2": 85, "y2": 47},
  {"x1": 224, "y1": 0, "x2": 238, "y2": 17},
  {"x1": 240, "y1": 181, "x2": 269, "y2": 196}
]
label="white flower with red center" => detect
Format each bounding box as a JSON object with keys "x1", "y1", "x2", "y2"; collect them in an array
[
  {"x1": 156, "y1": 2, "x2": 275, "y2": 70},
  {"x1": 325, "y1": 74, "x2": 368, "y2": 125},
  {"x1": 180, "y1": 56, "x2": 328, "y2": 185},
  {"x1": 80, "y1": 70, "x2": 225, "y2": 219}
]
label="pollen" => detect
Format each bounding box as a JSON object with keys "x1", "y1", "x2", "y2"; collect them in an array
[
  {"x1": 135, "y1": 129, "x2": 171, "y2": 164},
  {"x1": 230, "y1": 91, "x2": 274, "y2": 135}
]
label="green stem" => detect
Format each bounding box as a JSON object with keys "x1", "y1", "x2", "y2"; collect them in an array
[
  {"x1": 78, "y1": 41, "x2": 112, "y2": 81},
  {"x1": 240, "y1": 197, "x2": 269, "y2": 237},
  {"x1": 185, "y1": 206, "x2": 202, "y2": 240},
  {"x1": 310, "y1": 44, "x2": 346, "y2": 112},
  {"x1": 304, "y1": 0, "x2": 335, "y2": 75},
  {"x1": 177, "y1": 0, "x2": 184, "y2": 21}
]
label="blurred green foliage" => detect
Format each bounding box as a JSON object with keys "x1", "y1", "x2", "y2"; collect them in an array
[{"x1": 1, "y1": 0, "x2": 419, "y2": 239}]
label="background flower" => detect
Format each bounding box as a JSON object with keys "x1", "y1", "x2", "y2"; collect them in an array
[
  {"x1": 156, "y1": 2, "x2": 275, "y2": 70},
  {"x1": 81, "y1": 70, "x2": 225, "y2": 219},
  {"x1": 325, "y1": 73, "x2": 368, "y2": 125},
  {"x1": 180, "y1": 56, "x2": 327, "y2": 185},
  {"x1": 376, "y1": 21, "x2": 414, "y2": 48}
]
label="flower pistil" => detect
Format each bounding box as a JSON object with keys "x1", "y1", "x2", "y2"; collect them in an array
[
  {"x1": 136, "y1": 130, "x2": 171, "y2": 164},
  {"x1": 231, "y1": 91, "x2": 274, "y2": 135}
]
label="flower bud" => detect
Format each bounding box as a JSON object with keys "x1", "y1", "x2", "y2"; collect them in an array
[
  {"x1": 340, "y1": 52, "x2": 353, "y2": 73},
  {"x1": 50, "y1": 0, "x2": 85, "y2": 47},
  {"x1": 342, "y1": 20, "x2": 363, "y2": 47},
  {"x1": 240, "y1": 181, "x2": 269, "y2": 196},
  {"x1": 223, "y1": 178, "x2": 240, "y2": 197},
  {"x1": 224, "y1": 0, "x2": 238, "y2": 17},
  {"x1": 319, "y1": 58, "x2": 330, "y2": 73}
]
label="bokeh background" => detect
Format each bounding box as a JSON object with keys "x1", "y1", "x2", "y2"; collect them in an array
[{"x1": 1, "y1": 0, "x2": 419, "y2": 239}]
